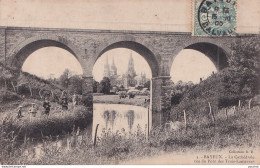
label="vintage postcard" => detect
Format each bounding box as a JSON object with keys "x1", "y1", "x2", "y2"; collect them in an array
[{"x1": 0, "y1": 0, "x2": 259, "y2": 166}]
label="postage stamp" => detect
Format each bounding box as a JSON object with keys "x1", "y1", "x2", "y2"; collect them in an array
[{"x1": 193, "y1": 0, "x2": 237, "y2": 36}]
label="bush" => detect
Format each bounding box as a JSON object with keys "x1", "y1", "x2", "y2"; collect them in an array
[{"x1": 0, "y1": 90, "x2": 21, "y2": 103}]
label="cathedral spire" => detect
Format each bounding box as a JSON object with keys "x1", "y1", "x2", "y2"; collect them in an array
[
  {"x1": 103, "y1": 55, "x2": 110, "y2": 77},
  {"x1": 111, "y1": 56, "x2": 117, "y2": 76},
  {"x1": 127, "y1": 52, "x2": 136, "y2": 78}
]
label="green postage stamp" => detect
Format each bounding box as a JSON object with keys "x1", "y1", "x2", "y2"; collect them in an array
[{"x1": 193, "y1": 0, "x2": 237, "y2": 36}]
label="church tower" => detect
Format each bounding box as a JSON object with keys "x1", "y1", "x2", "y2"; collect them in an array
[
  {"x1": 126, "y1": 52, "x2": 137, "y2": 77},
  {"x1": 110, "y1": 56, "x2": 117, "y2": 76},
  {"x1": 125, "y1": 52, "x2": 137, "y2": 88},
  {"x1": 103, "y1": 55, "x2": 110, "y2": 77}
]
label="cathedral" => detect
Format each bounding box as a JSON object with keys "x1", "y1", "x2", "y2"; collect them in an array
[{"x1": 103, "y1": 53, "x2": 148, "y2": 88}]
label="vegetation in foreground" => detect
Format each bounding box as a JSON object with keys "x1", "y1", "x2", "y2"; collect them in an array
[
  {"x1": 0, "y1": 99, "x2": 92, "y2": 162},
  {"x1": 93, "y1": 95, "x2": 150, "y2": 107},
  {"x1": 1, "y1": 105, "x2": 259, "y2": 165}
]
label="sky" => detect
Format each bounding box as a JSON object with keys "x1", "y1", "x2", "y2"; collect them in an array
[
  {"x1": 22, "y1": 47, "x2": 83, "y2": 79},
  {"x1": 170, "y1": 49, "x2": 217, "y2": 83},
  {"x1": 22, "y1": 47, "x2": 216, "y2": 84}
]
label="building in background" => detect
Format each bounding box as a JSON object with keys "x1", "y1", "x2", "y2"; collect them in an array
[{"x1": 103, "y1": 53, "x2": 149, "y2": 88}]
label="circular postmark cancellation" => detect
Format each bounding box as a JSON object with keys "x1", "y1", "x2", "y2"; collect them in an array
[{"x1": 198, "y1": 0, "x2": 236, "y2": 36}]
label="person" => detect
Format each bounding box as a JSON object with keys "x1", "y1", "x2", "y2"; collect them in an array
[
  {"x1": 17, "y1": 105, "x2": 23, "y2": 118},
  {"x1": 29, "y1": 103, "x2": 38, "y2": 117},
  {"x1": 60, "y1": 91, "x2": 68, "y2": 110},
  {"x1": 72, "y1": 93, "x2": 78, "y2": 108},
  {"x1": 43, "y1": 98, "x2": 51, "y2": 116}
]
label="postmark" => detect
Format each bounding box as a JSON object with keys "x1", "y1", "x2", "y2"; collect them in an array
[{"x1": 193, "y1": 0, "x2": 237, "y2": 36}]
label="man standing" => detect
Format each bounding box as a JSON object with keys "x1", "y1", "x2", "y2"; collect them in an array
[
  {"x1": 17, "y1": 105, "x2": 23, "y2": 118},
  {"x1": 72, "y1": 93, "x2": 78, "y2": 109},
  {"x1": 29, "y1": 103, "x2": 38, "y2": 121},
  {"x1": 60, "y1": 91, "x2": 68, "y2": 111},
  {"x1": 43, "y1": 98, "x2": 51, "y2": 116}
]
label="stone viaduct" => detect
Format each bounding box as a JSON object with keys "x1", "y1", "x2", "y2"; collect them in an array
[{"x1": 0, "y1": 26, "x2": 241, "y2": 127}]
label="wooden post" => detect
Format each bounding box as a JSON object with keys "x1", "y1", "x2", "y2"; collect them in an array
[
  {"x1": 249, "y1": 99, "x2": 252, "y2": 110},
  {"x1": 183, "y1": 110, "x2": 187, "y2": 130},
  {"x1": 11, "y1": 81, "x2": 16, "y2": 92},
  {"x1": 147, "y1": 107, "x2": 150, "y2": 138},
  {"x1": 225, "y1": 108, "x2": 228, "y2": 120},
  {"x1": 233, "y1": 106, "x2": 236, "y2": 115},
  {"x1": 238, "y1": 100, "x2": 241, "y2": 109},
  {"x1": 208, "y1": 102, "x2": 215, "y2": 123},
  {"x1": 93, "y1": 124, "x2": 99, "y2": 149}
]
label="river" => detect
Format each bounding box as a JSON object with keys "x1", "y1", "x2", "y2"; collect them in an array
[
  {"x1": 24, "y1": 103, "x2": 152, "y2": 158},
  {"x1": 92, "y1": 103, "x2": 151, "y2": 138}
]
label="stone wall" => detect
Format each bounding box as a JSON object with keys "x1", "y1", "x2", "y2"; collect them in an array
[
  {"x1": 81, "y1": 76, "x2": 93, "y2": 111},
  {"x1": 151, "y1": 77, "x2": 162, "y2": 127},
  {"x1": 0, "y1": 28, "x2": 5, "y2": 63}
]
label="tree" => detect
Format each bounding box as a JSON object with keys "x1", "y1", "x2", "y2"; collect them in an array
[
  {"x1": 59, "y1": 69, "x2": 71, "y2": 89},
  {"x1": 68, "y1": 75, "x2": 82, "y2": 95},
  {"x1": 99, "y1": 77, "x2": 111, "y2": 94},
  {"x1": 229, "y1": 36, "x2": 260, "y2": 97},
  {"x1": 144, "y1": 81, "x2": 150, "y2": 90},
  {"x1": 93, "y1": 80, "x2": 99, "y2": 93}
]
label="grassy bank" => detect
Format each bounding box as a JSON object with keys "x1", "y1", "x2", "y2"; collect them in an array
[
  {"x1": 0, "y1": 99, "x2": 92, "y2": 163},
  {"x1": 93, "y1": 95, "x2": 150, "y2": 107},
  {"x1": 2, "y1": 105, "x2": 259, "y2": 165}
]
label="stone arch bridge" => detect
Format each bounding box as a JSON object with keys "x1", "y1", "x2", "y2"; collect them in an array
[{"x1": 0, "y1": 26, "x2": 243, "y2": 127}]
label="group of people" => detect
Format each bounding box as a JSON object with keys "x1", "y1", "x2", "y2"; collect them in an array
[
  {"x1": 17, "y1": 98, "x2": 51, "y2": 120},
  {"x1": 17, "y1": 91, "x2": 79, "y2": 120}
]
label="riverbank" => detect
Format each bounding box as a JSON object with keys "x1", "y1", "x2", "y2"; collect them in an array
[
  {"x1": 2, "y1": 105, "x2": 259, "y2": 165},
  {"x1": 93, "y1": 95, "x2": 150, "y2": 107},
  {"x1": 0, "y1": 99, "x2": 92, "y2": 158}
]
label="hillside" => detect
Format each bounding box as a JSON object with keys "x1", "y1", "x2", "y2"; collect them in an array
[
  {"x1": 170, "y1": 67, "x2": 259, "y2": 122},
  {"x1": 0, "y1": 62, "x2": 63, "y2": 103}
]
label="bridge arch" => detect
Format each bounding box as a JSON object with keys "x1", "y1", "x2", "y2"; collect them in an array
[
  {"x1": 170, "y1": 42, "x2": 230, "y2": 72},
  {"x1": 94, "y1": 40, "x2": 161, "y2": 77},
  {"x1": 7, "y1": 35, "x2": 85, "y2": 71},
  {"x1": 94, "y1": 40, "x2": 162, "y2": 128}
]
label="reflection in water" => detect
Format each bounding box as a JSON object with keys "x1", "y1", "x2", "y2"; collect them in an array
[
  {"x1": 23, "y1": 103, "x2": 151, "y2": 158},
  {"x1": 126, "y1": 110, "x2": 135, "y2": 131},
  {"x1": 103, "y1": 110, "x2": 117, "y2": 130},
  {"x1": 103, "y1": 110, "x2": 110, "y2": 129},
  {"x1": 110, "y1": 110, "x2": 116, "y2": 130},
  {"x1": 93, "y1": 103, "x2": 150, "y2": 138}
]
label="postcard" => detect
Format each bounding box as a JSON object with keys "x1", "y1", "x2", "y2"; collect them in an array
[{"x1": 0, "y1": 0, "x2": 259, "y2": 166}]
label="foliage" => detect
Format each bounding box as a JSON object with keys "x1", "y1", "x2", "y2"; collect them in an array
[
  {"x1": 143, "y1": 81, "x2": 150, "y2": 89},
  {"x1": 98, "y1": 77, "x2": 111, "y2": 94},
  {"x1": 68, "y1": 75, "x2": 83, "y2": 95},
  {"x1": 58, "y1": 69, "x2": 71, "y2": 89},
  {"x1": 229, "y1": 35, "x2": 260, "y2": 95},
  {"x1": 93, "y1": 80, "x2": 99, "y2": 93},
  {"x1": 170, "y1": 81, "x2": 194, "y2": 106}
]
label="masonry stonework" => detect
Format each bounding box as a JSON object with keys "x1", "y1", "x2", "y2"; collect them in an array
[{"x1": 0, "y1": 28, "x2": 6, "y2": 62}]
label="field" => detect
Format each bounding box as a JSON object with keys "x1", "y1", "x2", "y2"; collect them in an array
[
  {"x1": 1, "y1": 103, "x2": 259, "y2": 165},
  {"x1": 93, "y1": 94, "x2": 150, "y2": 107}
]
